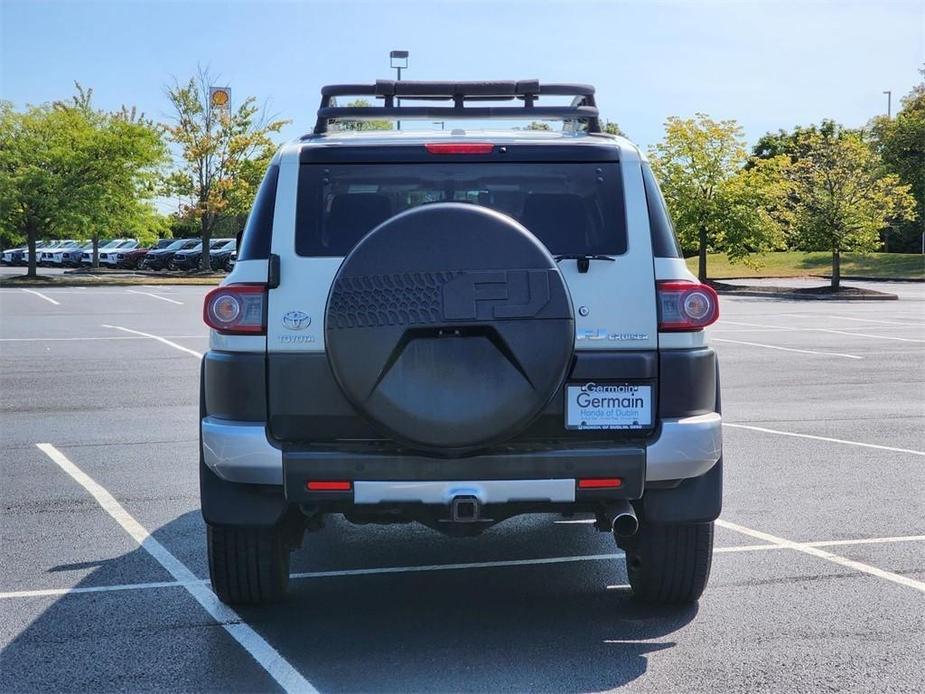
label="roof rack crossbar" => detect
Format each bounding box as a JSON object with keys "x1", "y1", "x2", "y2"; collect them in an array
[{"x1": 312, "y1": 80, "x2": 600, "y2": 134}]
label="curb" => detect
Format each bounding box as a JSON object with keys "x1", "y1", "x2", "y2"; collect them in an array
[
  {"x1": 709, "y1": 275, "x2": 922, "y2": 283},
  {"x1": 818, "y1": 275, "x2": 923, "y2": 283},
  {"x1": 0, "y1": 278, "x2": 221, "y2": 287},
  {"x1": 714, "y1": 289, "x2": 898, "y2": 301}
]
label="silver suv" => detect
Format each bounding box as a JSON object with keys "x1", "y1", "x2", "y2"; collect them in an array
[{"x1": 200, "y1": 80, "x2": 722, "y2": 606}]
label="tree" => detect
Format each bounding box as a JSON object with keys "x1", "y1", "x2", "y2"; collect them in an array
[
  {"x1": 165, "y1": 68, "x2": 287, "y2": 271},
  {"x1": 524, "y1": 121, "x2": 552, "y2": 131},
  {"x1": 0, "y1": 87, "x2": 167, "y2": 277},
  {"x1": 0, "y1": 103, "x2": 78, "y2": 277},
  {"x1": 785, "y1": 130, "x2": 916, "y2": 288},
  {"x1": 55, "y1": 85, "x2": 168, "y2": 267},
  {"x1": 601, "y1": 120, "x2": 625, "y2": 137},
  {"x1": 336, "y1": 99, "x2": 393, "y2": 131},
  {"x1": 869, "y1": 69, "x2": 925, "y2": 251},
  {"x1": 752, "y1": 119, "x2": 844, "y2": 164},
  {"x1": 649, "y1": 114, "x2": 789, "y2": 281}
]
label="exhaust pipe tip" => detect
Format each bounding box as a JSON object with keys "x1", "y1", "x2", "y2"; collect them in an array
[{"x1": 612, "y1": 510, "x2": 639, "y2": 538}]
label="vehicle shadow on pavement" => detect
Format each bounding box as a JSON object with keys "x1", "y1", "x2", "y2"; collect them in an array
[
  {"x1": 1, "y1": 511, "x2": 697, "y2": 692},
  {"x1": 250, "y1": 515, "x2": 699, "y2": 692}
]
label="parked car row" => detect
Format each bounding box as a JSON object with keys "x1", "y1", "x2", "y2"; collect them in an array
[
  {"x1": 139, "y1": 238, "x2": 236, "y2": 272},
  {"x1": 1, "y1": 237, "x2": 237, "y2": 272}
]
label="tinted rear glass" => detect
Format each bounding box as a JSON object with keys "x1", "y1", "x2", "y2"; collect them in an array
[
  {"x1": 641, "y1": 163, "x2": 682, "y2": 258},
  {"x1": 296, "y1": 163, "x2": 626, "y2": 257},
  {"x1": 239, "y1": 164, "x2": 279, "y2": 260}
]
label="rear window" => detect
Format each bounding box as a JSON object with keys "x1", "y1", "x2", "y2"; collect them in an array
[
  {"x1": 238, "y1": 164, "x2": 279, "y2": 261},
  {"x1": 641, "y1": 163, "x2": 682, "y2": 258},
  {"x1": 296, "y1": 162, "x2": 626, "y2": 257}
]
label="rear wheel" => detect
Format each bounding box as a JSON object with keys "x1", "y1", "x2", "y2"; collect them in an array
[
  {"x1": 621, "y1": 521, "x2": 714, "y2": 604},
  {"x1": 207, "y1": 524, "x2": 290, "y2": 605}
]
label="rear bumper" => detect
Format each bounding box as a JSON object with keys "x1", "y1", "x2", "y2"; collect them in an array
[{"x1": 200, "y1": 411, "x2": 722, "y2": 490}]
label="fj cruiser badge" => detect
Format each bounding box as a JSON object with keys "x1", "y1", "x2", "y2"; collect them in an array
[
  {"x1": 576, "y1": 329, "x2": 649, "y2": 342},
  {"x1": 281, "y1": 311, "x2": 311, "y2": 330}
]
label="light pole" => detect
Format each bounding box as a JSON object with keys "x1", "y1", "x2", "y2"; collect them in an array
[
  {"x1": 390, "y1": 50, "x2": 409, "y2": 130},
  {"x1": 883, "y1": 90, "x2": 892, "y2": 118}
]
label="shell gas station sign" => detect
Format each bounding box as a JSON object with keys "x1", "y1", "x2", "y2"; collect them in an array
[{"x1": 209, "y1": 86, "x2": 231, "y2": 113}]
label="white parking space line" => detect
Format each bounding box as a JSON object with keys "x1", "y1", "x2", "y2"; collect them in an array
[
  {"x1": 35, "y1": 443, "x2": 317, "y2": 694},
  {"x1": 779, "y1": 313, "x2": 925, "y2": 328},
  {"x1": 101, "y1": 324, "x2": 203, "y2": 358},
  {"x1": 713, "y1": 337, "x2": 863, "y2": 360},
  {"x1": 19, "y1": 288, "x2": 60, "y2": 305},
  {"x1": 291, "y1": 553, "x2": 624, "y2": 579},
  {"x1": 125, "y1": 289, "x2": 184, "y2": 305},
  {"x1": 0, "y1": 579, "x2": 203, "y2": 599},
  {"x1": 4, "y1": 533, "x2": 924, "y2": 601},
  {"x1": 724, "y1": 422, "x2": 925, "y2": 457},
  {"x1": 0, "y1": 335, "x2": 204, "y2": 342},
  {"x1": 717, "y1": 519, "x2": 925, "y2": 594},
  {"x1": 723, "y1": 319, "x2": 925, "y2": 344},
  {"x1": 808, "y1": 535, "x2": 925, "y2": 548}
]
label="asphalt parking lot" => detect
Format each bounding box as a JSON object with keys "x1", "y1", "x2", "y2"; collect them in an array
[{"x1": 1, "y1": 282, "x2": 923, "y2": 693}]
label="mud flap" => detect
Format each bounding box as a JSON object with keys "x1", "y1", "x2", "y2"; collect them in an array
[{"x1": 640, "y1": 459, "x2": 723, "y2": 525}]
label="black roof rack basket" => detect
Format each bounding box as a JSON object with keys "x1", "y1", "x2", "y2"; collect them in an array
[{"x1": 311, "y1": 80, "x2": 601, "y2": 135}]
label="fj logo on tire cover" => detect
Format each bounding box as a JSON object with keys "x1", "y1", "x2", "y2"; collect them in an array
[{"x1": 442, "y1": 270, "x2": 552, "y2": 320}]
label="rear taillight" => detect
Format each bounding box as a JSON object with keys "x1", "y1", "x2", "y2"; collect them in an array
[
  {"x1": 657, "y1": 281, "x2": 719, "y2": 332},
  {"x1": 203, "y1": 284, "x2": 266, "y2": 334},
  {"x1": 425, "y1": 143, "x2": 494, "y2": 155}
]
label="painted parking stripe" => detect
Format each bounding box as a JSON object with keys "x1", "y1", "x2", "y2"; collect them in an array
[
  {"x1": 723, "y1": 319, "x2": 925, "y2": 344},
  {"x1": 4, "y1": 533, "x2": 924, "y2": 601},
  {"x1": 126, "y1": 289, "x2": 184, "y2": 305},
  {"x1": 724, "y1": 422, "x2": 925, "y2": 457},
  {"x1": 19, "y1": 288, "x2": 60, "y2": 305},
  {"x1": 0, "y1": 579, "x2": 203, "y2": 599},
  {"x1": 717, "y1": 519, "x2": 925, "y2": 594},
  {"x1": 780, "y1": 313, "x2": 925, "y2": 328},
  {"x1": 712, "y1": 337, "x2": 863, "y2": 360},
  {"x1": 101, "y1": 324, "x2": 203, "y2": 358},
  {"x1": 0, "y1": 335, "x2": 204, "y2": 342},
  {"x1": 290, "y1": 553, "x2": 625, "y2": 579},
  {"x1": 35, "y1": 443, "x2": 316, "y2": 694},
  {"x1": 808, "y1": 535, "x2": 925, "y2": 548}
]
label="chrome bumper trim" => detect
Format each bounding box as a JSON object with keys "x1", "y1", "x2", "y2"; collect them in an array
[{"x1": 354, "y1": 479, "x2": 576, "y2": 505}]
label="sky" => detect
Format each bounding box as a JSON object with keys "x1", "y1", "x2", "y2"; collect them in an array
[{"x1": 1, "y1": 0, "x2": 923, "y2": 152}]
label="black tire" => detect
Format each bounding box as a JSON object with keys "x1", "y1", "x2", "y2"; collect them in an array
[
  {"x1": 621, "y1": 521, "x2": 714, "y2": 604},
  {"x1": 207, "y1": 524, "x2": 290, "y2": 605}
]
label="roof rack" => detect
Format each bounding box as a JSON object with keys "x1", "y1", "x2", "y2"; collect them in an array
[{"x1": 311, "y1": 80, "x2": 601, "y2": 135}]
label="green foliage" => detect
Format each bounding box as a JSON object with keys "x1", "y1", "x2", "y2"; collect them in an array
[
  {"x1": 869, "y1": 69, "x2": 925, "y2": 251},
  {"x1": 164, "y1": 68, "x2": 288, "y2": 270},
  {"x1": 0, "y1": 86, "x2": 168, "y2": 276},
  {"x1": 524, "y1": 121, "x2": 552, "y2": 131},
  {"x1": 335, "y1": 99, "x2": 394, "y2": 131},
  {"x1": 686, "y1": 251, "x2": 924, "y2": 280},
  {"x1": 751, "y1": 119, "x2": 846, "y2": 163},
  {"x1": 649, "y1": 113, "x2": 789, "y2": 280},
  {"x1": 601, "y1": 120, "x2": 625, "y2": 137},
  {"x1": 784, "y1": 130, "x2": 916, "y2": 287}
]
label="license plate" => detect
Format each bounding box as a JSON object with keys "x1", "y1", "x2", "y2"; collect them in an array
[{"x1": 565, "y1": 383, "x2": 652, "y2": 430}]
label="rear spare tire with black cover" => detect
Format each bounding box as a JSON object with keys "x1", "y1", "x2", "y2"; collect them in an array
[{"x1": 325, "y1": 202, "x2": 575, "y2": 452}]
